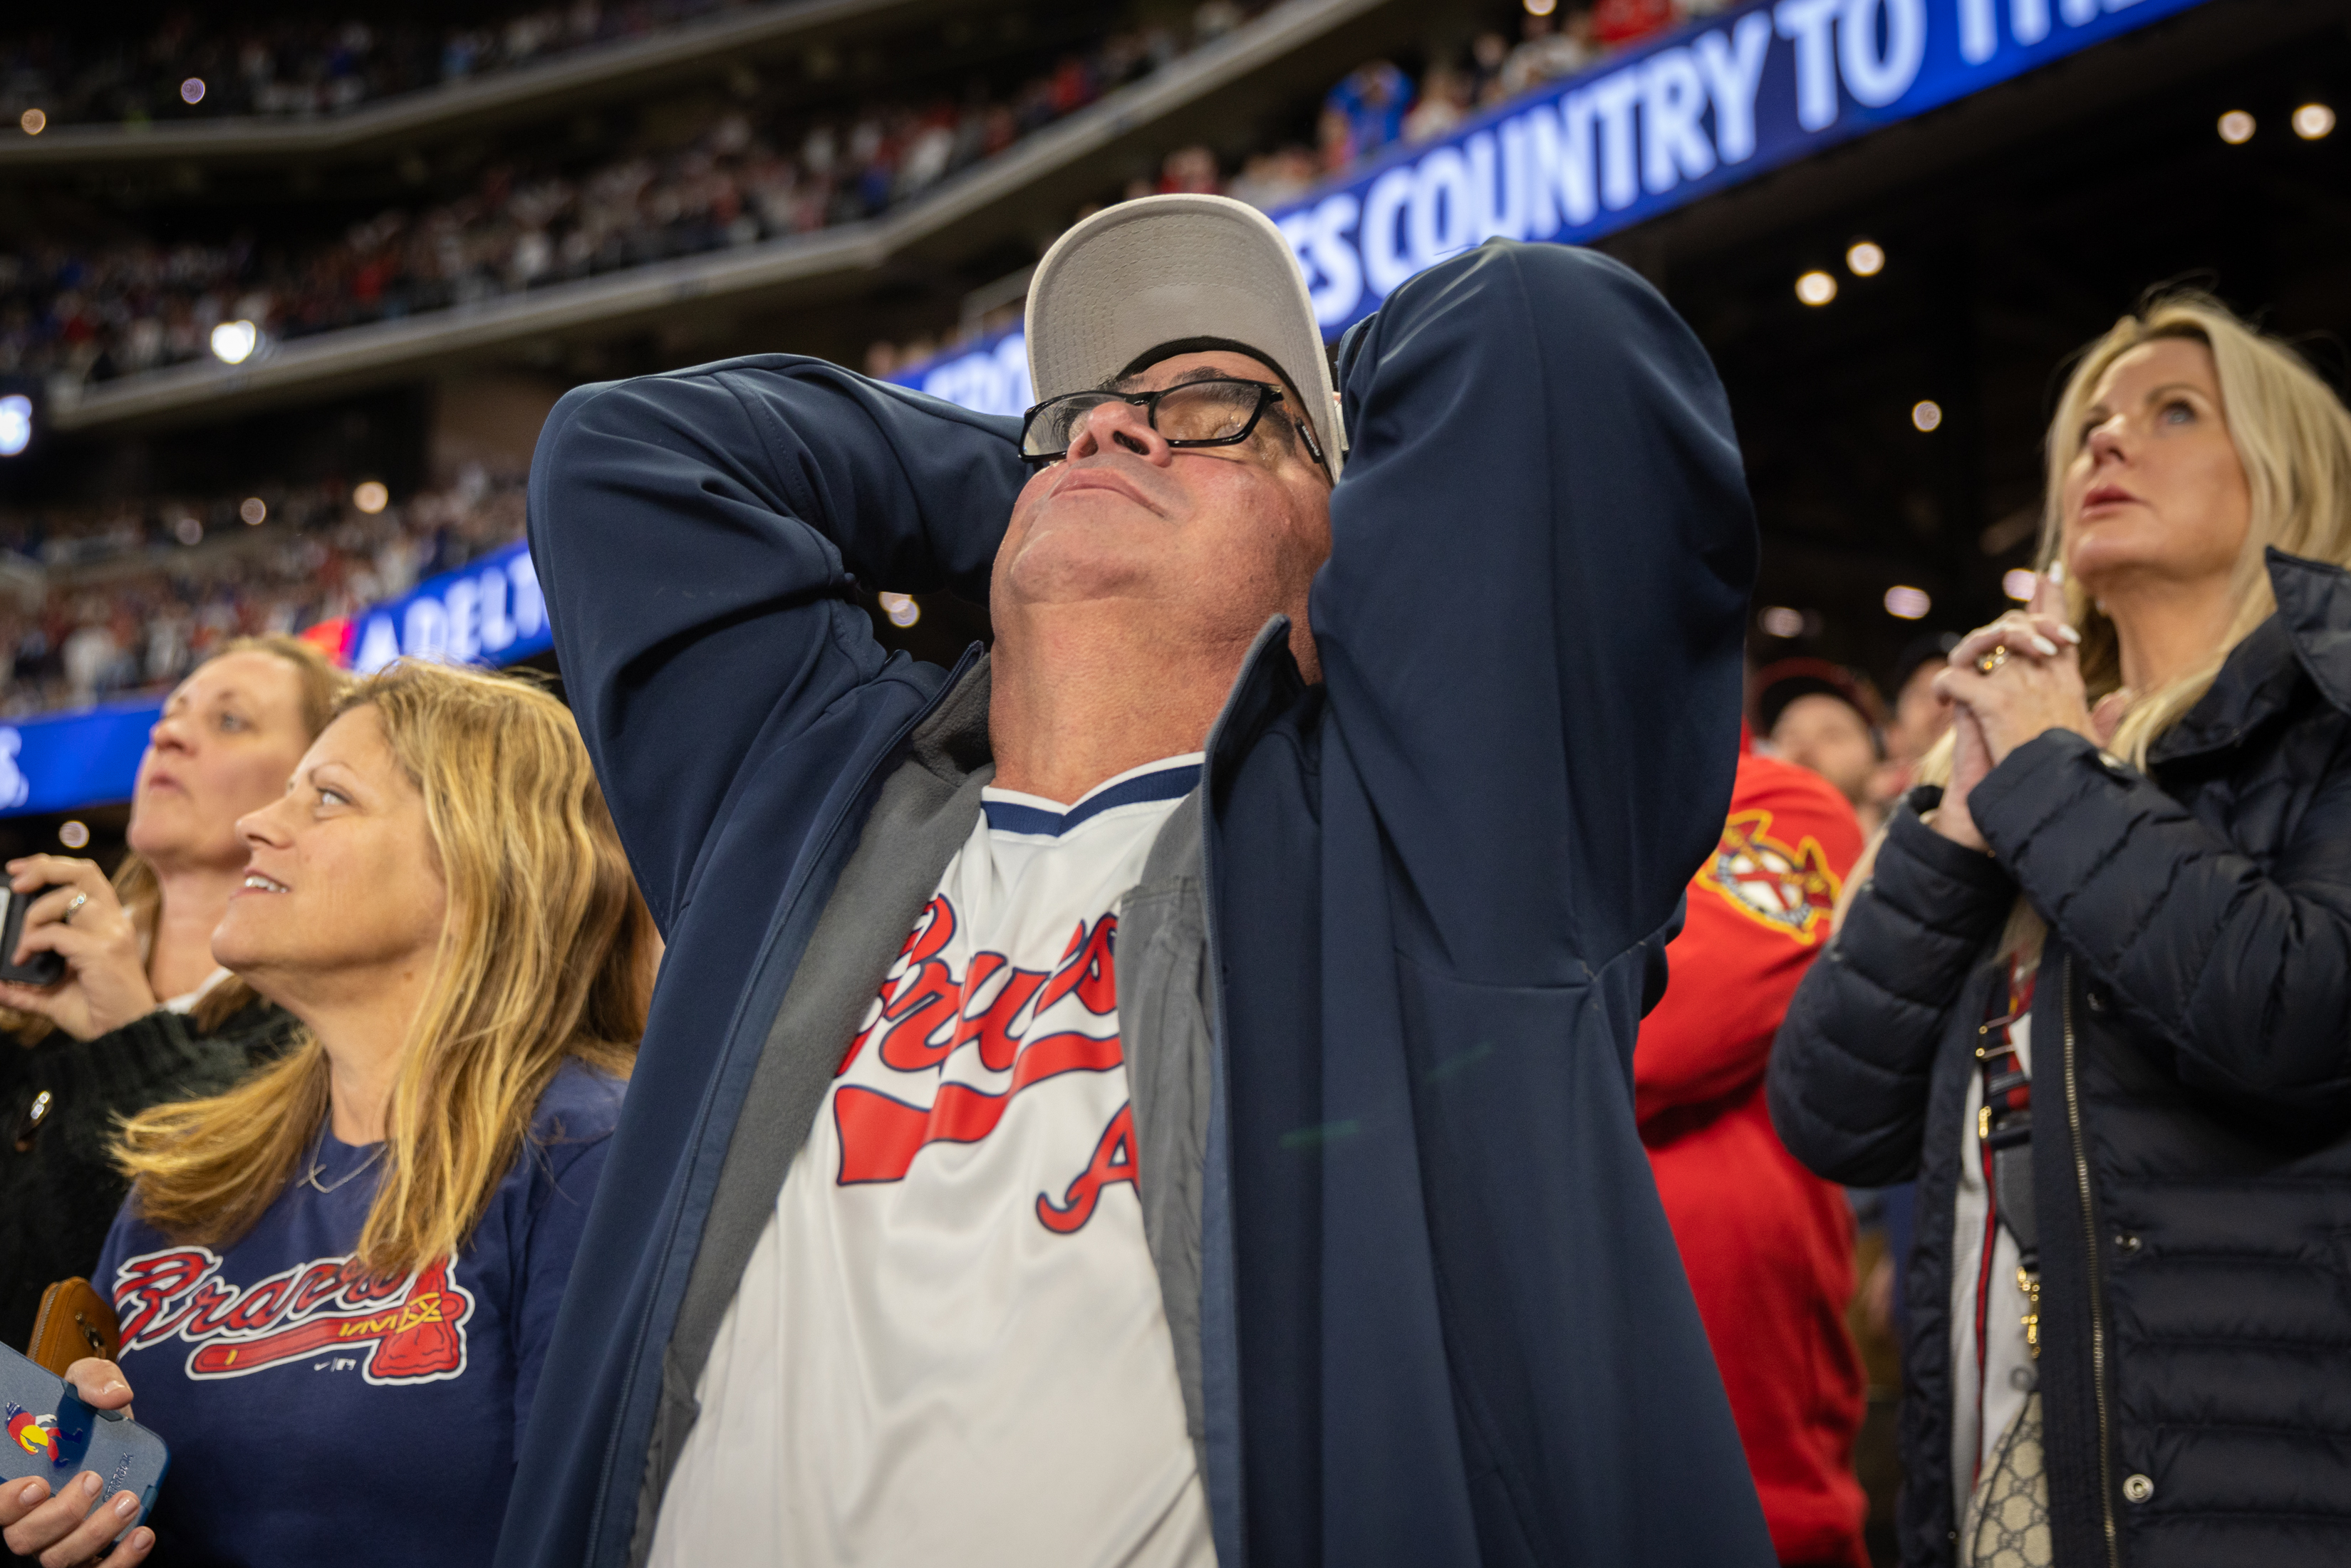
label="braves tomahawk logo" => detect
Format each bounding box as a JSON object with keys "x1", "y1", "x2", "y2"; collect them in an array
[
  {"x1": 1696, "y1": 807, "x2": 1843, "y2": 946},
  {"x1": 110, "y1": 1248, "x2": 474, "y2": 1386},
  {"x1": 831, "y1": 894, "x2": 1135, "y2": 1230}
]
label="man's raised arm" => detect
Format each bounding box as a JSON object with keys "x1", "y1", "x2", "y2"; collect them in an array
[
  {"x1": 526, "y1": 359, "x2": 1027, "y2": 923},
  {"x1": 1319, "y1": 240, "x2": 1756, "y2": 982}
]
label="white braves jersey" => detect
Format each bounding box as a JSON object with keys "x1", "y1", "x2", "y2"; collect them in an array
[{"x1": 649, "y1": 756, "x2": 1215, "y2": 1568}]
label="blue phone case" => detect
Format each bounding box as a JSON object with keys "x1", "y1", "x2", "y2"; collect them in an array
[{"x1": 0, "y1": 1341, "x2": 169, "y2": 1524}]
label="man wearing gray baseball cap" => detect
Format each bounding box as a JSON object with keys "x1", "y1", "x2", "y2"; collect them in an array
[{"x1": 502, "y1": 194, "x2": 1770, "y2": 1567}]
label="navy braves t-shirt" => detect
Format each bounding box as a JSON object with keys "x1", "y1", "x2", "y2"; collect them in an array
[{"x1": 91, "y1": 1058, "x2": 623, "y2": 1568}]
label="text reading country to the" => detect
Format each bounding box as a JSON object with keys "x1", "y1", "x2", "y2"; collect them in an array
[{"x1": 894, "y1": 0, "x2": 2211, "y2": 415}]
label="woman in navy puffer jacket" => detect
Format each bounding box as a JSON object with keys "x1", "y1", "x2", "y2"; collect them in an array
[{"x1": 1770, "y1": 292, "x2": 2351, "y2": 1568}]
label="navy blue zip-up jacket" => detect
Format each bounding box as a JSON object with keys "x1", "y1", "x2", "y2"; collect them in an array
[{"x1": 499, "y1": 240, "x2": 1773, "y2": 1566}]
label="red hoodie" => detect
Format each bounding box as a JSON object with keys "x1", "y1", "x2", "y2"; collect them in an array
[{"x1": 1637, "y1": 748, "x2": 1869, "y2": 1568}]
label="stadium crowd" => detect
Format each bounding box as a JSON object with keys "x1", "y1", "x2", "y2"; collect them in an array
[
  {"x1": 3, "y1": 0, "x2": 1266, "y2": 394},
  {"x1": 0, "y1": 0, "x2": 1720, "y2": 398},
  {"x1": 3, "y1": 1, "x2": 756, "y2": 128},
  {"x1": 868, "y1": 0, "x2": 1696, "y2": 374},
  {"x1": 0, "y1": 467, "x2": 523, "y2": 715}
]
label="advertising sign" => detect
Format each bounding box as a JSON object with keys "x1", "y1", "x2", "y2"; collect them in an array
[
  {"x1": 0, "y1": 700, "x2": 161, "y2": 819},
  {"x1": 342, "y1": 539, "x2": 550, "y2": 674},
  {"x1": 894, "y1": 0, "x2": 2208, "y2": 414},
  {"x1": 0, "y1": 541, "x2": 550, "y2": 817}
]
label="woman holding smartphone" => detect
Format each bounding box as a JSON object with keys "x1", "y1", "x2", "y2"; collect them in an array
[
  {"x1": 0, "y1": 636, "x2": 341, "y2": 1352},
  {"x1": 0, "y1": 660, "x2": 657, "y2": 1568}
]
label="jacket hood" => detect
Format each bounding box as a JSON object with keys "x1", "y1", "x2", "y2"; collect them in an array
[
  {"x1": 2151, "y1": 548, "x2": 2351, "y2": 765},
  {"x1": 2268, "y1": 546, "x2": 2351, "y2": 715}
]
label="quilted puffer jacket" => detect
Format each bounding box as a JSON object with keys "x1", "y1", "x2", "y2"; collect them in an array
[{"x1": 1769, "y1": 547, "x2": 2351, "y2": 1568}]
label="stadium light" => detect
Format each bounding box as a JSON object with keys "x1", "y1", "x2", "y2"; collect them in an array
[
  {"x1": 2003, "y1": 569, "x2": 2037, "y2": 601},
  {"x1": 353, "y1": 480, "x2": 390, "y2": 514},
  {"x1": 1758, "y1": 606, "x2": 1805, "y2": 638},
  {"x1": 180, "y1": 78, "x2": 206, "y2": 105},
  {"x1": 2293, "y1": 103, "x2": 2335, "y2": 140},
  {"x1": 0, "y1": 394, "x2": 31, "y2": 457},
  {"x1": 1524, "y1": 0, "x2": 1557, "y2": 14},
  {"x1": 240, "y1": 497, "x2": 267, "y2": 525},
  {"x1": 2217, "y1": 110, "x2": 2256, "y2": 145},
  {"x1": 1844, "y1": 241, "x2": 1885, "y2": 277},
  {"x1": 58, "y1": 821, "x2": 88, "y2": 849},
  {"x1": 1795, "y1": 271, "x2": 1837, "y2": 306},
  {"x1": 1884, "y1": 585, "x2": 1931, "y2": 620},
  {"x1": 18, "y1": 109, "x2": 44, "y2": 135},
  {"x1": 1911, "y1": 400, "x2": 1943, "y2": 432},
  {"x1": 210, "y1": 320, "x2": 259, "y2": 364},
  {"x1": 878, "y1": 591, "x2": 922, "y2": 628}
]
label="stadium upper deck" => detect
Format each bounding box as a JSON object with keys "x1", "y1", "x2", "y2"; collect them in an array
[{"x1": 6, "y1": 0, "x2": 1436, "y2": 437}]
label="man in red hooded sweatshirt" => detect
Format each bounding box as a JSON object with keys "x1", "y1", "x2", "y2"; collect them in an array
[{"x1": 1637, "y1": 734, "x2": 1869, "y2": 1568}]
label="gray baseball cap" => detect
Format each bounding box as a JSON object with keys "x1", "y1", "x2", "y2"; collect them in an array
[{"x1": 1024, "y1": 193, "x2": 1346, "y2": 479}]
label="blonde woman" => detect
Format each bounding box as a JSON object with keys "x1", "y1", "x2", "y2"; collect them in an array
[
  {"x1": 0, "y1": 661, "x2": 656, "y2": 1568},
  {"x1": 1, "y1": 636, "x2": 341, "y2": 1351},
  {"x1": 1770, "y1": 292, "x2": 2351, "y2": 1567}
]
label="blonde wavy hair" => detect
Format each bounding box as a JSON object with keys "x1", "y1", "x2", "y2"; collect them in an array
[
  {"x1": 115, "y1": 660, "x2": 656, "y2": 1274},
  {"x1": 2041, "y1": 291, "x2": 2351, "y2": 766},
  {"x1": 1899, "y1": 292, "x2": 2351, "y2": 957},
  {"x1": 4, "y1": 635, "x2": 347, "y2": 1042}
]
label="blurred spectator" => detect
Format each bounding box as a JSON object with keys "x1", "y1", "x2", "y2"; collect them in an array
[
  {"x1": 1500, "y1": 10, "x2": 1599, "y2": 98},
  {"x1": 1593, "y1": 0, "x2": 1679, "y2": 46},
  {"x1": 1753, "y1": 658, "x2": 1888, "y2": 831},
  {"x1": 1637, "y1": 739, "x2": 1869, "y2": 1568},
  {"x1": 1401, "y1": 60, "x2": 1472, "y2": 144},
  {"x1": 1156, "y1": 144, "x2": 1220, "y2": 194},
  {"x1": 1468, "y1": 29, "x2": 1513, "y2": 105},
  {"x1": 1322, "y1": 60, "x2": 1413, "y2": 169},
  {"x1": 1873, "y1": 628, "x2": 1961, "y2": 806},
  {"x1": 1224, "y1": 145, "x2": 1318, "y2": 209}
]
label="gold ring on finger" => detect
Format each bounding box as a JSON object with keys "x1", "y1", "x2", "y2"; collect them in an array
[
  {"x1": 61, "y1": 892, "x2": 88, "y2": 924},
  {"x1": 1976, "y1": 645, "x2": 2010, "y2": 676}
]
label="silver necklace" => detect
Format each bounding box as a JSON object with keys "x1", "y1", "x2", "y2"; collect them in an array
[{"x1": 302, "y1": 1123, "x2": 386, "y2": 1195}]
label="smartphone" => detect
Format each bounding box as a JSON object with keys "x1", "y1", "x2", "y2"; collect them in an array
[
  {"x1": 0, "y1": 1341, "x2": 170, "y2": 1523},
  {"x1": 0, "y1": 886, "x2": 65, "y2": 987}
]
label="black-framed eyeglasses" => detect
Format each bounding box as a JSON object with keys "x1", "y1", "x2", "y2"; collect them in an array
[{"x1": 1019, "y1": 376, "x2": 1329, "y2": 475}]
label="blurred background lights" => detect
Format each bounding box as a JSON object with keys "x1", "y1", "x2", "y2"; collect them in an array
[
  {"x1": 877, "y1": 591, "x2": 922, "y2": 628},
  {"x1": 180, "y1": 78, "x2": 207, "y2": 105},
  {"x1": 18, "y1": 108, "x2": 43, "y2": 135},
  {"x1": 2293, "y1": 103, "x2": 2335, "y2": 140},
  {"x1": 2218, "y1": 110, "x2": 2256, "y2": 144},
  {"x1": 1911, "y1": 400, "x2": 1943, "y2": 432},
  {"x1": 1795, "y1": 270, "x2": 1837, "y2": 306},
  {"x1": 240, "y1": 497, "x2": 268, "y2": 526},
  {"x1": 209, "y1": 320, "x2": 259, "y2": 364},
  {"x1": 0, "y1": 394, "x2": 31, "y2": 457},
  {"x1": 1523, "y1": 0, "x2": 1558, "y2": 15},
  {"x1": 173, "y1": 515, "x2": 204, "y2": 546},
  {"x1": 1844, "y1": 240, "x2": 1884, "y2": 276},
  {"x1": 1758, "y1": 606, "x2": 1806, "y2": 638},
  {"x1": 352, "y1": 480, "x2": 390, "y2": 514},
  {"x1": 58, "y1": 821, "x2": 89, "y2": 850},
  {"x1": 2003, "y1": 568, "x2": 2039, "y2": 601},
  {"x1": 1884, "y1": 585, "x2": 1932, "y2": 620}
]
